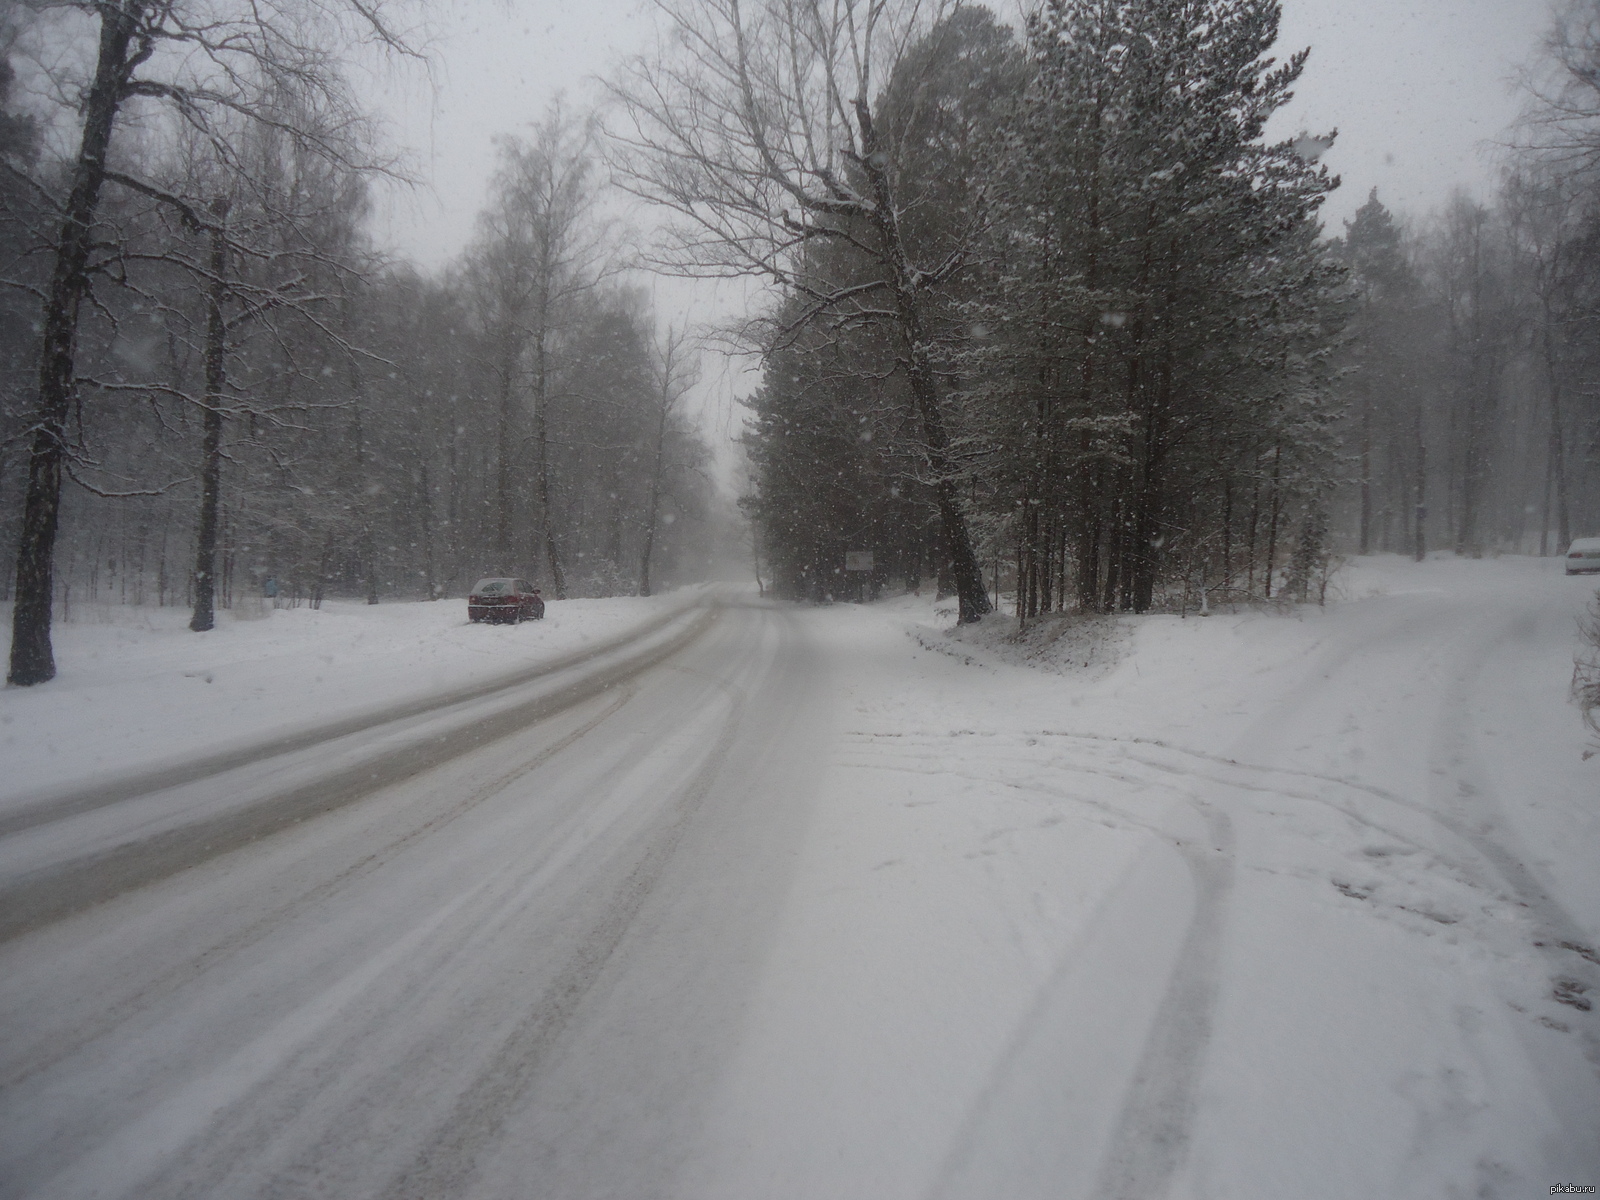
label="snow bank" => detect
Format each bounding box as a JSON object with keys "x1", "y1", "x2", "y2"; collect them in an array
[
  {"x1": 0, "y1": 590, "x2": 696, "y2": 805},
  {"x1": 896, "y1": 594, "x2": 1127, "y2": 676}
]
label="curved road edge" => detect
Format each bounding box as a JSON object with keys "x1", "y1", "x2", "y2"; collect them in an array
[
  {"x1": 0, "y1": 601, "x2": 721, "y2": 946},
  {"x1": 0, "y1": 589, "x2": 713, "y2": 839}
]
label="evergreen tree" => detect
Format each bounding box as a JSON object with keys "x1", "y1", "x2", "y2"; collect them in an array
[
  {"x1": 1333, "y1": 190, "x2": 1434, "y2": 559},
  {"x1": 969, "y1": 0, "x2": 1343, "y2": 613}
]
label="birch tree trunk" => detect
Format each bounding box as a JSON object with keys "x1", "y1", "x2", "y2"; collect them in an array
[{"x1": 9, "y1": 4, "x2": 147, "y2": 684}]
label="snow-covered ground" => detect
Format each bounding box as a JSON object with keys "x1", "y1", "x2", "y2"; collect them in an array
[
  {"x1": 0, "y1": 589, "x2": 697, "y2": 807},
  {"x1": 692, "y1": 554, "x2": 1600, "y2": 1198},
  {"x1": 1, "y1": 557, "x2": 1596, "y2": 1198}
]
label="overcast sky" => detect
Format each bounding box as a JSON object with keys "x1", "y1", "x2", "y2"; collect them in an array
[
  {"x1": 1273, "y1": 0, "x2": 1554, "y2": 230},
  {"x1": 371, "y1": 0, "x2": 1560, "y2": 271}
]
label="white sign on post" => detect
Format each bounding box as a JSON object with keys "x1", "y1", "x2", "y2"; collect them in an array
[{"x1": 844, "y1": 551, "x2": 874, "y2": 572}]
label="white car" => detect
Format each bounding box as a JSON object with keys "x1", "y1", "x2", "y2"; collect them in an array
[{"x1": 1565, "y1": 537, "x2": 1600, "y2": 575}]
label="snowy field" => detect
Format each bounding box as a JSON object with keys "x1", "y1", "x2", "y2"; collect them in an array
[{"x1": 2, "y1": 556, "x2": 1597, "y2": 1198}]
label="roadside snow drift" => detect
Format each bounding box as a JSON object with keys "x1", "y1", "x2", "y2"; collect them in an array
[{"x1": 0, "y1": 590, "x2": 695, "y2": 807}]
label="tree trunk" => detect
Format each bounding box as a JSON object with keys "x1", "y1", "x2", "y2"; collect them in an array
[
  {"x1": 363, "y1": 526, "x2": 379, "y2": 605},
  {"x1": 1016, "y1": 537, "x2": 1027, "y2": 629},
  {"x1": 1413, "y1": 412, "x2": 1427, "y2": 563},
  {"x1": 1040, "y1": 516, "x2": 1054, "y2": 614},
  {"x1": 533, "y1": 325, "x2": 566, "y2": 599},
  {"x1": 493, "y1": 355, "x2": 516, "y2": 571},
  {"x1": 190, "y1": 201, "x2": 230, "y2": 632},
  {"x1": 638, "y1": 395, "x2": 670, "y2": 597},
  {"x1": 9, "y1": 6, "x2": 144, "y2": 684},
  {"x1": 933, "y1": 518, "x2": 954, "y2": 600},
  {"x1": 1221, "y1": 477, "x2": 1233, "y2": 589},
  {"x1": 855, "y1": 108, "x2": 988, "y2": 623},
  {"x1": 1245, "y1": 471, "x2": 1261, "y2": 594},
  {"x1": 1454, "y1": 242, "x2": 1493, "y2": 559},
  {"x1": 1130, "y1": 497, "x2": 1157, "y2": 612},
  {"x1": 1263, "y1": 443, "x2": 1283, "y2": 599},
  {"x1": 1358, "y1": 390, "x2": 1372, "y2": 555},
  {"x1": 1456, "y1": 401, "x2": 1482, "y2": 558},
  {"x1": 1543, "y1": 321, "x2": 1571, "y2": 554},
  {"x1": 900, "y1": 330, "x2": 986, "y2": 621},
  {"x1": 419, "y1": 461, "x2": 437, "y2": 598},
  {"x1": 908, "y1": 342, "x2": 979, "y2": 620},
  {"x1": 446, "y1": 394, "x2": 464, "y2": 591},
  {"x1": 1056, "y1": 524, "x2": 1068, "y2": 615},
  {"x1": 1129, "y1": 372, "x2": 1167, "y2": 613},
  {"x1": 1102, "y1": 499, "x2": 1122, "y2": 613},
  {"x1": 1075, "y1": 458, "x2": 1101, "y2": 612}
]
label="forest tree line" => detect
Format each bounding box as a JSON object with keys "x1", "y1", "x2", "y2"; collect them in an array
[
  {"x1": 0, "y1": 1, "x2": 714, "y2": 684},
  {"x1": 7, "y1": 0, "x2": 1600, "y2": 689},
  {"x1": 614, "y1": 0, "x2": 1600, "y2": 617}
]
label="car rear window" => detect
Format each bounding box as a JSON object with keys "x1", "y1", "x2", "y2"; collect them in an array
[{"x1": 473, "y1": 578, "x2": 513, "y2": 595}]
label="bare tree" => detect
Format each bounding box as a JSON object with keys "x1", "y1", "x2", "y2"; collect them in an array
[
  {"x1": 171, "y1": 111, "x2": 379, "y2": 630},
  {"x1": 464, "y1": 102, "x2": 610, "y2": 599},
  {"x1": 606, "y1": 0, "x2": 992, "y2": 621},
  {"x1": 1519, "y1": 0, "x2": 1600, "y2": 178},
  {"x1": 5, "y1": 0, "x2": 416, "y2": 685},
  {"x1": 1503, "y1": 164, "x2": 1582, "y2": 557},
  {"x1": 639, "y1": 322, "x2": 698, "y2": 596}
]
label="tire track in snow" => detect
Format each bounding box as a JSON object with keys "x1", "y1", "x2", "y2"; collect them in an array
[
  {"x1": 1077, "y1": 609, "x2": 1496, "y2": 1197},
  {"x1": 849, "y1": 672, "x2": 1584, "y2": 1195},
  {"x1": 1427, "y1": 611, "x2": 1600, "y2": 1056},
  {"x1": 3, "y1": 603, "x2": 798, "y2": 1200},
  {"x1": 0, "y1": 683, "x2": 639, "y2": 1093},
  {"x1": 1151, "y1": 601, "x2": 1600, "y2": 1054},
  {"x1": 0, "y1": 606, "x2": 718, "y2": 945},
  {"x1": 1092, "y1": 798, "x2": 1233, "y2": 1200},
  {"x1": 923, "y1": 840, "x2": 1193, "y2": 1200},
  {"x1": 840, "y1": 729, "x2": 1237, "y2": 1199},
  {"x1": 1023, "y1": 728, "x2": 1586, "y2": 932},
  {"x1": 375, "y1": 620, "x2": 771, "y2": 1199},
  {"x1": 1090, "y1": 599, "x2": 1600, "y2": 1188},
  {"x1": 0, "y1": 595, "x2": 711, "y2": 838}
]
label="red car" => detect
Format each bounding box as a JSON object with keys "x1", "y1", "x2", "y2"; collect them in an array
[{"x1": 467, "y1": 577, "x2": 545, "y2": 623}]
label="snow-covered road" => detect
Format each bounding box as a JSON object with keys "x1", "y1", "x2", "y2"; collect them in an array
[
  {"x1": 1, "y1": 594, "x2": 831, "y2": 1198},
  {"x1": 1, "y1": 559, "x2": 1597, "y2": 1198}
]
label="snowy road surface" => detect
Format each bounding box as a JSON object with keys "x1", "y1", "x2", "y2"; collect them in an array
[{"x1": 1, "y1": 558, "x2": 1597, "y2": 1198}]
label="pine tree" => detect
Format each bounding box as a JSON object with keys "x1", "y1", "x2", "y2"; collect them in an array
[{"x1": 970, "y1": 0, "x2": 1342, "y2": 613}]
